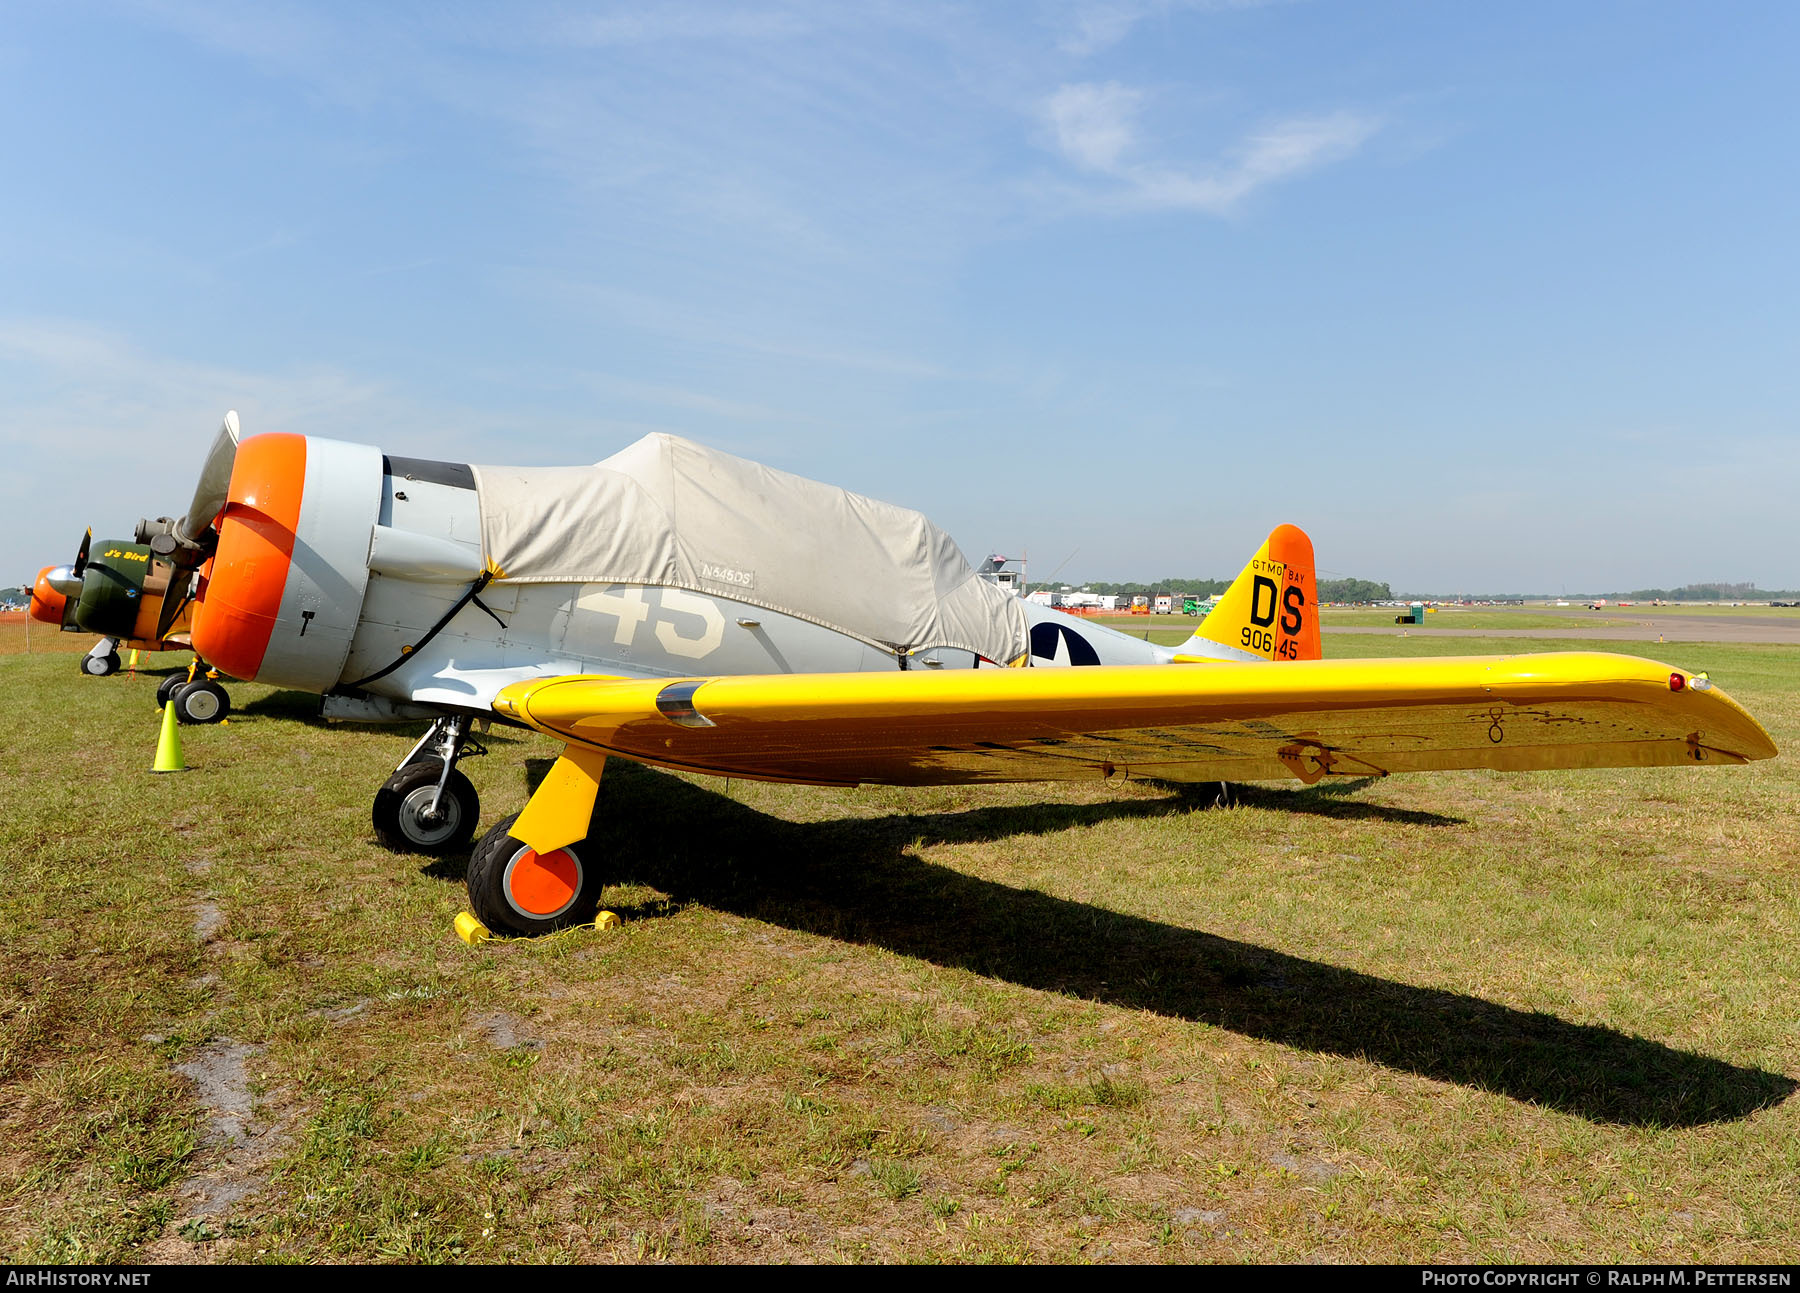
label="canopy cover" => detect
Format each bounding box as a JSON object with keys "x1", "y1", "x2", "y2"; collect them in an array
[{"x1": 472, "y1": 434, "x2": 1028, "y2": 664}]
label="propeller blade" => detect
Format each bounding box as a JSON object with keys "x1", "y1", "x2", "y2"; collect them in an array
[
  {"x1": 175, "y1": 410, "x2": 241, "y2": 546},
  {"x1": 74, "y1": 529, "x2": 92, "y2": 576}
]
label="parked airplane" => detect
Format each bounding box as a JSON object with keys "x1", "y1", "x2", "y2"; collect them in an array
[
  {"x1": 31, "y1": 539, "x2": 181, "y2": 670},
  {"x1": 29, "y1": 534, "x2": 233, "y2": 718},
  {"x1": 46, "y1": 415, "x2": 1777, "y2": 936}
]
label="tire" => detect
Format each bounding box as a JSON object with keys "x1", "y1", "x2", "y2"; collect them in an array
[
  {"x1": 156, "y1": 674, "x2": 186, "y2": 708},
  {"x1": 466, "y1": 812, "x2": 604, "y2": 936},
  {"x1": 82, "y1": 651, "x2": 120, "y2": 677},
  {"x1": 372, "y1": 760, "x2": 479, "y2": 855},
  {"x1": 173, "y1": 679, "x2": 231, "y2": 725}
]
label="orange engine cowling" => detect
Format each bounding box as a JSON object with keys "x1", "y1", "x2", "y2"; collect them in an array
[
  {"x1": 29, "y1": 566, "x2": 73, "y2": 627},
  {"x1": 189, "y1": 432, "x2": 382, "y2": 691}
]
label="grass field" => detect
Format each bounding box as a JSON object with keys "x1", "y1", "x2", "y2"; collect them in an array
[
  {"x1": 1315, "y1": 611, "x2": 1636, "y2": 630},
  {"x1": 1562, "y1": 605, "x2": 1800, "y2": 618},
  {"x1": 1, "y1": 631, "x2": 1796, "y2": 1263}
]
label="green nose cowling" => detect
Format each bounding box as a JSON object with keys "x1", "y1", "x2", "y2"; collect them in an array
[{"x1": 73, "y1": 540, "x2": 154, "y2": 639}]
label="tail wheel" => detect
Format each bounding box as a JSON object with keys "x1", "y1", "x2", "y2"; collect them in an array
[
  {"x1": 81, "y1": 651, "x2": 120, "y2": 677},
  {"x1": 372, "y1": 760, "x2": 479, "y2": 855},
  {"x1": 173, "y1": 679, "x2": 231, "y2": 725},
  {"x1": 466, "y1": 813, "x2": 604, "y2": 936}
]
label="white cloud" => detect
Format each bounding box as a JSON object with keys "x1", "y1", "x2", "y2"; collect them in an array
[
  {"x1": 1055, "y1": 0, "x2": 1284, "y2": 57},
  {"x1": 1044, "y1": 82, "x2": 1143, "y2": 171},
  {"x1": 555, "y1": 6, "x2": 814, "y2": 46},
  {"x1": 1043, "y1": 83, "x2": 1380, "y2": 214},
  {"x1": 1132, "y1": 111, "x2": 1382, "y2": 210}
]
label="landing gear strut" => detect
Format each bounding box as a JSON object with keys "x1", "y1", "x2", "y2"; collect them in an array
[
  {"x1": 157, "y1": 661, "x2": 232, "y2": 724},
  {"x1": 80, "y1": 639, "x2": 121, "y2": 676},
  {"x1": 372, "y1": 714, "x2": 482, "y2": 854},
  {"x1": 173, "y1": 678, "x2": 231, "y2": 724}
]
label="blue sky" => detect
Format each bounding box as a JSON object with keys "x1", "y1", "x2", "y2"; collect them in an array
[{"x1": 3, "y1": 1, "x2": 1796, "y2": 592}]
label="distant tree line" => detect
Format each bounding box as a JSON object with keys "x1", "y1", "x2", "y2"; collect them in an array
[
  {"x1": 1316, "y1": 578, "x2": 1393, "y2": 603},
  {"x1": 1025, "y1": 576, "x2": 1394, "y2": 602},
  {"x1": 1402, "y1": 583, "x2": 1800, "y2": 600},
  {"x1": 1620, "y1": 583, "x2": 1800, "y2": 601}
]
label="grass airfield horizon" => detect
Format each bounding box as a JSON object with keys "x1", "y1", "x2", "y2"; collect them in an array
[{"x1": 1, "y1": 623, "x2": 1796, "y2": 1263}]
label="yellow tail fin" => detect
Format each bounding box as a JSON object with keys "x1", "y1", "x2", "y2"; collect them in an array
[{"x1": 1175, "y1": 524, "x2": 1321, "y2": 663}]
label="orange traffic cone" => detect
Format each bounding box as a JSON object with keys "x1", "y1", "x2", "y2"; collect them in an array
[{"x1": 152, "y1": 702, "x2": 186, "y2": 773}]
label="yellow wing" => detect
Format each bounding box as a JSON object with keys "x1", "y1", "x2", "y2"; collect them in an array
[{"x1": 494, "y1": 653, "x2": 1775, "y2": 793}]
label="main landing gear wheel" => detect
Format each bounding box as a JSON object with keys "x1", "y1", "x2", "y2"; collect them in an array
[
  {"x1": 466, "y1": 813, "x2": 605, "y2": 936},
  {"x1": 156, "y1": 674, "x2": 186, "y2": 708},
  {"x1": 173, "y1": 679, "x2": 231, "y2": 725},
  {"x1": 81, "y1": 651, "x2": 121, "y2": 677},
  {"x1": 372, "y1": 760, "x2": 480, "y2": 855}
]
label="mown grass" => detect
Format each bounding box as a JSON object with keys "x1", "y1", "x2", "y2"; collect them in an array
[
  {"x1": 1316, "y1": 611, "x2": 1636, "y2": 630},
  {"x1": 0, "y1": 634, "x2": 1795, "y2": 1263},
  {"x1": 1597, "y1": 605, "x2": 1800, "y2": 618}
]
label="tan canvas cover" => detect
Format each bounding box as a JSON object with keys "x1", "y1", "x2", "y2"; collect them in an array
[{"x1": 471, "y1": 434, "x2": 1028, "y2": 663}]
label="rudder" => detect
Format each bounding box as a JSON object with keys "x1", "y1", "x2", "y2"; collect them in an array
[{"x1": 1176, "y1": 524, "x2": 1320, "y2": 663}]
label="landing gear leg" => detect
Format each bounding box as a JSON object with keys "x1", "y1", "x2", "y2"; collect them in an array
[
  {"x1": 372, "y1": 715, "x2": 482, "y2": 854},
  {"x1": 80, "y1": 638, "x2": 121, "y2": 676},
  {"x1": 161, "y1": 658, "x2": 232, "y2": 723}
]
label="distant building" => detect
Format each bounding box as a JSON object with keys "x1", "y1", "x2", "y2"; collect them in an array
[
  {"x1": 1050, "y1": 589, "x2": 1118, "y2": 611},
  {"x1": 975, "y1": 554, "x2": 1026, "y2": 597}
]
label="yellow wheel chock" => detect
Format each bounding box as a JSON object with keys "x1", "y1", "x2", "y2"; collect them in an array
[{"x1": 453, "y1": 908, "x2": 621, "y2": 945}]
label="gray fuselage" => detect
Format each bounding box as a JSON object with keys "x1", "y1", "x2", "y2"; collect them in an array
[{"x1": 318, "y1": 457, "x2": 1174, "y2": 721}]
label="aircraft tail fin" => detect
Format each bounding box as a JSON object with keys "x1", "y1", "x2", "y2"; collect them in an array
[{"x1": 1174, "y1": 524, "x2": 1321, "y2": 663}]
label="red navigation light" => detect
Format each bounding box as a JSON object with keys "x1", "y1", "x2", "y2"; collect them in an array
[{"x1": 1669, "y1": 672, "x2": 1685, "y2": 692}]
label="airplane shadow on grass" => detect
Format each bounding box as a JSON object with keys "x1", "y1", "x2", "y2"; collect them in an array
[{"x1": 474, "y1": 759, "x2": 1795, "y2": 1128}]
